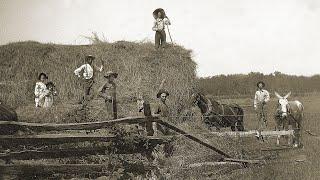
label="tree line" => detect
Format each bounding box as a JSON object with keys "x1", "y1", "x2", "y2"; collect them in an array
[{"x1": 198, "y1": 72, "x2": 320, "y2": 97}]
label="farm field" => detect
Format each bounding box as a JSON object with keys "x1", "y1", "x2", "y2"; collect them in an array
[
  {"x1": 2, "y1": 94, "x2": 318, "y2": 179},
  {"x1": 214, "y1": 95, "x2": 320, "y2": 180}
]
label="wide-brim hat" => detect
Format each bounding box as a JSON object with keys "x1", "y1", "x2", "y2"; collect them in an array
[
  {"x1": 156, "y1": 89, "x2": 169, "y2": 98},
  {"x1": 85, "y1": 55, "x2": 95, "y2": 60},
  {"x1": 104, "y1": 71, "x2": 118, "y2": 78},
  {"x1": 257, "y1": 81, "x2": 265, "y2": 88},
  {"x1": 153, "y1": 8, "x2": 166, "y2": 19}
]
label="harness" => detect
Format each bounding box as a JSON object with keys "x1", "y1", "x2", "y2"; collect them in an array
[{"x1": 206, "y1": 99, "x2": 238, "y2": 127}]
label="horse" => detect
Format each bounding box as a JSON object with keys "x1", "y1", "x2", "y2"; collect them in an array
[
  {"x1": 191, "y1": 93, "x2": 244, "y2": 131},
  {"x1": 274, "y1": 92, "x2": 304, "y2": 147}
]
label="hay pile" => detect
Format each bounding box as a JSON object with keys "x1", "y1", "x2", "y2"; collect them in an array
[{"x1": 0, "y1": 41, "x2": 196, "y2": 122}]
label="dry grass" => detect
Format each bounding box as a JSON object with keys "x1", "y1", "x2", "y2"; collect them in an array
[{"x1": 0, "y1": 41, "x2": 196, "y2": 122}]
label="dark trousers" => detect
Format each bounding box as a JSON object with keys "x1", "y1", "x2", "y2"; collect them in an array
[
  {"x1": 155, "y1": 30, "x2": 166, "y2": 48},
  {"x1": 82, "y1": 78, "x2": 94, "y2": 104}
]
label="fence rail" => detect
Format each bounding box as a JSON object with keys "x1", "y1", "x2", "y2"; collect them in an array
[
  {"x1": 0, "y1": 102, "x2": 297, "y2": 178},
  {"x1": 0, "y1": 163, "x2": 154, "y2": 177},
  {"x1": 0, "y1": 116, "x2": 154, "y2": 133}
]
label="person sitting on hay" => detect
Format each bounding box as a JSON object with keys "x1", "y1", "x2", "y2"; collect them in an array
[{"x1": 152, "y1": 8, "x2": 171, "y2": 49}]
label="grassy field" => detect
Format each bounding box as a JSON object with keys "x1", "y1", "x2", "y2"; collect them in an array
[
  {"x1": 134, "y1": 94, "x2": 320, "y2": 179},
  {"x1": 211, "y1": 95, "x2": 320, "y2": 180}
]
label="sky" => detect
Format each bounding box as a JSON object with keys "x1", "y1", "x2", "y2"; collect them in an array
[{"x1": 0, "y1": 0, "x2": 320, "y2": 77}]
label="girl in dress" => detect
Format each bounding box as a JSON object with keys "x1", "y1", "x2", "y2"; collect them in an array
[{"x1": 34, "y1": 73, "x2": 48, "y2": 107}]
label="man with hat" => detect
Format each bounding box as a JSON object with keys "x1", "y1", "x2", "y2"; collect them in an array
[
  {"x1": 99, "y1": 71, "x2": 118, "y2": 119},
  {"x1": 154, "y1": 89, "x2": 174, "y2": 156},
  {"x1": 152, "y1": 8, "x2": 171, "y2": 49},
  {"x1": 153, "y1": 89, "x2": 171, "y2": 135},
  {"x1": 74, "y1": 55, "x2": 103, "y2": 104},
  {"x1": 254, "y1": 81, "x2": 270, "y2": 140}
]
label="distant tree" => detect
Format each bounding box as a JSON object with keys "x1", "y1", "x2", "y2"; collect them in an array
[{"x1": 199, "y1": 72, "x2": 320, "y2": 96}]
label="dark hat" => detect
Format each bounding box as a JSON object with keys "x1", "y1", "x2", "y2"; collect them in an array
[
  {"x1": 156, "y1": 89, "x2": 169, "y2": 98},
  {"x1": 38, "y1": 73, "x2": 48, "y2": 80},
  {"x1": 104, "y1": 71, "x2": 118, "y2": 78},
  {"x1": 85, "y1": 55, "x2": 95, "y2": 60},
  {"x1": 153, "y1": 8, "x2": 166, "y2": 19},
  {"x1": 257, "y1": 81, "x2": 265, "y2": 88}
]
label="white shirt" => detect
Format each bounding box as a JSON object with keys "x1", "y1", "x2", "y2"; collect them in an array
[
  {"x1": 254, "y1": 89, "x2": 270, "y2": 108},
  {"x1": 152, "y1": 18, "x2": 171, "y2": 31},
  {"x1": 74, "y1": 64, "x2": 94, "y2": 79},
  {"x1": 34, "y1": 82, "x2": 47, "y2": 97}
]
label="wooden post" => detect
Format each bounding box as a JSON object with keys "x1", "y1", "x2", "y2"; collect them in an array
[
  {"x1": 143, "y1": 102, "x2": 154, "y2": 136},
  {"x1": 112, "y1": 98, "x2": 117, "y2": 119}
]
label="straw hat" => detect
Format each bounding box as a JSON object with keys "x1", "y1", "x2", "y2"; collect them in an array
[{"x1": 153, "y1": 8, "x2": 166, "y2": 19}]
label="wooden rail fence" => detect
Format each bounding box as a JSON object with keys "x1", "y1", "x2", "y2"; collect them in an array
[{"x1": 0, "y1": 103, "x2": 295, "y2": 178}]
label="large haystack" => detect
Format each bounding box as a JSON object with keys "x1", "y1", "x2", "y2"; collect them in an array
[{"x1": 0, "y1": 41, "x2": 196, "y2": 122}]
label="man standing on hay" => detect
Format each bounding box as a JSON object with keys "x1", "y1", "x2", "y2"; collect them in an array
[
  {"x1": 152, "y1": 8, "x2": 171, "y2": 49},
  {"x1": 74, "y1": 55, "x2": 103, "y2": 105},
  {"x1": 99, "y1": 71, "x2": 118, "y2": 120},
  {"x1": 254, "y1": 81, "x2": 270, "y2": 140}
]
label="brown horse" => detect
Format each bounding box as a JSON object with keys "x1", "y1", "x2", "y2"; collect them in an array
[{"x1": 191, "y1": 93, "x2": 244, "y2": 131}]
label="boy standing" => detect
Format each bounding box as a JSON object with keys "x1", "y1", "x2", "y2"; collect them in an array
[
  {"x1": 152, "y1": 8, "x2": 171, "y2": 49},
  {"x1": 99, "y1": 71, "x2": 118, "y2": 119},
  {"x1": 74, "y1": 55, "x2": 103, "y2": 104}
]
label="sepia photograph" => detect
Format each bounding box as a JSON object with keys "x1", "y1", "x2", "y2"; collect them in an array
[{"x1": 0, "y1": 0, "x2": 319, "y2": 179}]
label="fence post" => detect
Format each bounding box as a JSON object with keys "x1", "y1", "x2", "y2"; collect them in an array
[
  {"x1": 143, "y1": 102, "x2": 154, "y2": 136},
  {"x1": 112, "y1": 98, "x2": 117, "y2": 120}
]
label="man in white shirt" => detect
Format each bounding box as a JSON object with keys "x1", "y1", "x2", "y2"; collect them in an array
[
  {"x1": 152, "y1": 9, "x2": 171, "y2": 49},
  {"x1": 74, "y1": 55, "x2": 103, "y2": 104},
  {"x1": 254, "y1": 81, "x2": 270, "y2": 140}
]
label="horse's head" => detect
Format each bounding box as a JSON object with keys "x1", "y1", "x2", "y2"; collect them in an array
[{"x1": 275, "y1": 92, "x2": 291, "y2": 119}]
